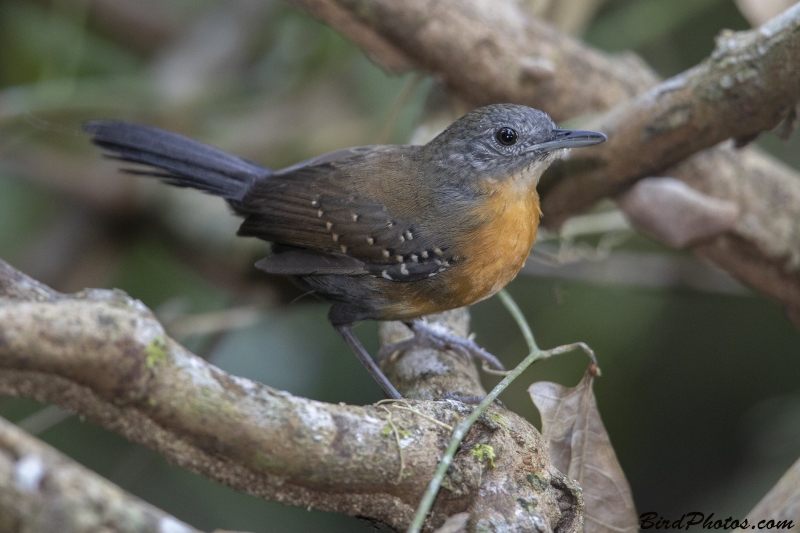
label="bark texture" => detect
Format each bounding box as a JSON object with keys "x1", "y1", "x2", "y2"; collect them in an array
[
  {"x1": 0, "y1": 416, "x2": 202, "y2": 533},
  {"x1": 0, "y1": 259, "x2": 581, "y2": 533}
]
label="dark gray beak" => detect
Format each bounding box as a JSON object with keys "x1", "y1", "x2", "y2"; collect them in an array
[{"x1": 526, "y1": 128, "x2": 608, "y2": 154}]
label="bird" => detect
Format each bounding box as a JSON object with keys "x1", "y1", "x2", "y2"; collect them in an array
[{"x1": 84, "y1": 104, "x2": 606, "y2": 399}]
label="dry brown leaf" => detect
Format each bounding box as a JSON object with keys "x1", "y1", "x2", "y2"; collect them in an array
[{"x1": 529, "y1": 369, "x2": 638, "y2": 533}]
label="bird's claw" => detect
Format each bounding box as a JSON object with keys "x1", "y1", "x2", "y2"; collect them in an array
[{"x1": 376, "y1": 320, "x2": 505, "y2": 372}]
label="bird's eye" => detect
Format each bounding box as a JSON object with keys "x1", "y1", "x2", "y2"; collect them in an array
[{"x1": 496, "y1": 127, "x2": 518, "y2": 146}]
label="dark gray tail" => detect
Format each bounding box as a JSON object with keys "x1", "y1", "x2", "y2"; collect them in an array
[{"x1": 84, "y1": 120, "x2": 271, "y2": 200}]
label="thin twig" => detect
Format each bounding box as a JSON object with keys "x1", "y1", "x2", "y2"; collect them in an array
[
  {"x1": 380, "y1": 405, "x2": 407, "y2": 484},
  {"x1": 376, "y1": 399, "x2": 455, "y2": 431},
  {"x1": 481, "y1": 362, "x2": 512, "y2": 376},
  {"x1": 407, "y1": 290, "x2": 597, "y2": 532},
  {"x1": 16, "y1": 405, "x2": 73, "y2": 435},
  {"x1": 497, "y1": 289, "x2": 537, "y2": 353}
]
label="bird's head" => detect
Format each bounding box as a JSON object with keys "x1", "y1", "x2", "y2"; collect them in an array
[{"x1": 424, "y1": 103, "x2": 606, "y2": 188}]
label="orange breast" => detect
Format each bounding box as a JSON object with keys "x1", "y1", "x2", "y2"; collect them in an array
[
  {"x1": 378, "y1": 179, "x2": 541, "y2": 321},
  {"x1": 447, "y1": 181, "x2": 541, "y2": 307}
]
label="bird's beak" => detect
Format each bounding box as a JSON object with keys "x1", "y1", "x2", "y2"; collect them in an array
[{"x1": 526, "y1": 128, "x2": 607, "y2": 154}]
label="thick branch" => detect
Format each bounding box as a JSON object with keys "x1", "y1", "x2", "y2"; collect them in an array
[
  {"x1": 543, "y1": 5, "x2": 800, "y2": 222},
  {"x1": 287, "y1": 0, "x2": 657, "y2": 120},
  {"x1": 542, "y1": 7, "x2": 800, "y2": 309},
  {"x1": 669, "y1": 146, "x2": 800, "y2": 313},
  {"x1": 0, "y1": 260, "x2": 581, "y2": 533},
  {"x1": 0, "y1": 416, "x2": 204, "y2": 533}
]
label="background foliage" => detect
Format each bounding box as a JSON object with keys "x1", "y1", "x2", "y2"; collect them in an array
[{"x1": 1, "y1": 0, "x2": 799, "y2": 530}]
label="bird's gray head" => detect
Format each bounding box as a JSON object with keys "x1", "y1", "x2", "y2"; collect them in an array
[{"x1": 424, "y1": 104, "x2": 606, "y2": 185}]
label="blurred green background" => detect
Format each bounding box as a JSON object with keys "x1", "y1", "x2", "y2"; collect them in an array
[{"x1": 1, "y1": 0, "x2": 799, "y2": 530}]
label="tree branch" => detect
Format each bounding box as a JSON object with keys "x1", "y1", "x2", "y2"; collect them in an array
[
  {"x1": 668, "y1": 146, "x2": 800, "y2": 315},
  {"x1": 543, "y1": 5, "x2": 800, "y2": 222},
  {"x1": 0, "y1": 416, "x2": 205, "y2": 533},
  {"x1": 287, "y1": 0, "x2": 658, "y2": 120},
  {"x1": 543, "y1": 6, "x2": 800, "y2": 311},
  {"x1": 0, "y1": 259, "x2": 582, "y2": 532}
]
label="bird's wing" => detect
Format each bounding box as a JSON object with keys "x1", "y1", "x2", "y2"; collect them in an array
[
  {"x1": 254, "y1": 249, "x2": 367, "y2": 275},
  {"x1": 235, "y1": 147, "x2": 454, "y2": 281}
]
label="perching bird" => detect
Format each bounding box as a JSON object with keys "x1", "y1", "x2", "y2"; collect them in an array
[{"x1": 85, "y1": 104, "x2": 606, "y2": 399}]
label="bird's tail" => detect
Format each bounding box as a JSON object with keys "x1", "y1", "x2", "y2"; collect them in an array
[{"x1": 84, "y1": 120, "x2": 271, "y2": 200}]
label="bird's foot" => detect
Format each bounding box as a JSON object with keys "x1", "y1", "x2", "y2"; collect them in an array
[{"x1": 377, "y1": 319, "x2": 505, "y2": 371}]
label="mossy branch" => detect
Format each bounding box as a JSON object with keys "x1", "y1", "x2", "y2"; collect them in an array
[{"x1": 0, "y1": 259, "x2": 580, "y2": 532}]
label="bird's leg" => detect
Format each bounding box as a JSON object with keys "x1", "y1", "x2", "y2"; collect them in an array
[
  {"x1": 377, "y1": 319, "x2": 505, "y2": 372},
  {"x1": 334, "y1": 323, "x2": 402, "y2": 399}
]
